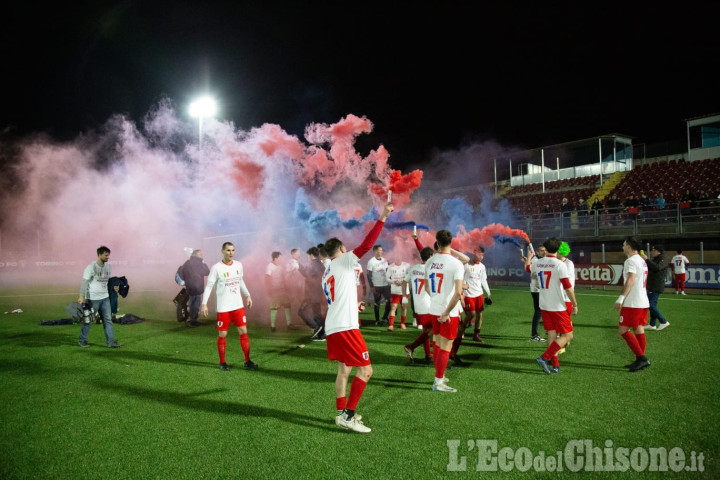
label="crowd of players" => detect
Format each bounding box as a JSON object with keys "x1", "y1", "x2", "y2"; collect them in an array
[{"x1": 77, "y1": 196, "x2": 677, "y2": 433}]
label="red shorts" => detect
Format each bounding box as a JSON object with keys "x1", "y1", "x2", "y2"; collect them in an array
[
  {"x1": 390, "y1": 294, "x2": 403, "y2": 305},
  {"x1": 565, "y1": 301, "x2": 573, "y2": 316},
  {"x1": 216, "y1": 308, "x2": 247, "y2": 330},
  {"x1": 431, "y1": 315, "x2": 461, "y2": 339},
  {"x1": 541, "y1": 310, "x2": 573, "y2": 334},
  {"x1": 416, "y1": 313, "x2": 434, "y2": 327},
  {"x1": 619, "y1": 307, "x2": 649, "y2": 328},
  {"x1": 464, "y1": 295, "x2": 485, "y2": 313},
  {"x1": 326, "y1": 329, "x2": 370, "y2": 367}
]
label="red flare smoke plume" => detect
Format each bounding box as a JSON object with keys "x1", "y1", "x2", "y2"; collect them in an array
[{"x1": 451, "y1": 224, "x2": 530, "y2": 252}]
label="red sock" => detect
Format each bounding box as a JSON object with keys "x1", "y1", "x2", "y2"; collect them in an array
[
  {"x1": 433, "y1": 342, "x2": 439, "y2": 360},
  {"x1": 400, "y1": 315, "x2": 406, "y2": 325},
  {"x1": 423, "y1": 337, "x2": 431, "y2": 357},
  {"x1": 336, "y1": 396, "x2": 346, "y2": 411},
  {"x1": 551, "y1": 355, "x2": 560, "y2": 367},
  {"x1": 346, "y1": 377, "x2": 367, "y2": 411},
  {"x1": 434, "y1": 348, "x2": 450, "y2": 378},
  {"x1": 217, "y1": 337, "x2": 227, "y2": 363},
  {"x1": 240, "y1": 333, "x2": 250, "y2": 362},
  {"x1": 389, "y1": 316, "x2": 395, "y2": 327},
  {"x1": 622, "y1": 331, "x2": 643, "y2": 356},
  {"x1": 542, "y1": 341, "x2": 562, "y2": 360},
  {"x1": 636, "y1": 333, "x2": 646, "y2": 355}
]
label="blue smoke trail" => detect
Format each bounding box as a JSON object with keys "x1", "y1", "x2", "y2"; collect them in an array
[
  {"x1": 493, "y1": 235, "x2": 522, "y2": 248},
  {"x1": 442, "y1": 196, "x2": 474, "y2": 232}
]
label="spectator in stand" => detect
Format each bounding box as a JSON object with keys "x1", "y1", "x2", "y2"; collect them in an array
[
  {"x1": 543, "y1": 204, "x2": 553, "y2": 215},
  {"x1": 590, "y1": 197, "x2": 604, "y2": 215},
  {"x1": 576, "y1": 198, "x2": 590, "y2": 226},
  {"x1": 640, "y1": 193, "x2": 653, "y2": 213},
  {"x1": 654, "y1": 193, "x2": 667, "y2": 221},
  {"x1": 624, "y1": 194, "x2": 640, "y2": 223},
  {"x1": 680, "y1": 190, "x2": 695, "y2": 216},
  {"x1": 560, "y1": 197, "x2": 574, "y2": 231}
]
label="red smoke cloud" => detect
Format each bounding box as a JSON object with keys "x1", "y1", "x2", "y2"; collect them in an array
[
  {"x1": 451, "y1": 224, "x2": 530, "y2": 252},
  {"x1": 369, "y1": 169, "x2": 424, "y2": 209},
  {"x1": 228, "y1": 151, "x2": 265, "y2": 208}
]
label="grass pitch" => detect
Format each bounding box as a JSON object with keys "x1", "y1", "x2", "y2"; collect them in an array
[{"x1": 0, "y1": 285, "x2": 718, "y2": 479}]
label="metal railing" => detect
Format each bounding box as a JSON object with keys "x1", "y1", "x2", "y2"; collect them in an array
[{"x1": 522, "y1": 199, "x2": 720, "y2": 240}]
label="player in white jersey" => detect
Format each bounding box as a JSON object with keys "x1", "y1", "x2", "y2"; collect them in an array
[
  {"x1": 402, "y1": 247, "x2": 435, "y2": 363},
  {"x1": 671, "y1": 249, "x2": 691, "y2": 295},
  {"x1": 285, "y1": 248, "x2": 305, "y2": 321},
  {"x1": 425, "y1": 230, "x2": 465, "y2": 392},
  {"x1": 366, "y1": 246, "x2": 391, "y2": 325},
  {"x1": 266, "y1": 251, "x2": 291, "y2": 332},
  {"x1": 524, "y1": 237, "x2": 578, "y2": 375},
  {"x1": 323, "y1": 201, "x2": 393, "y2": 433},
  {"x1": 385, "y1": 257, "x2": 410, "y2": 331},
  {"x1": 463, "y1": 247, "x2": 492, "y2": 345},
  {"x1": 77, "y1": 246, "x2": 122, "y2": 348},
  {"x1": 201, "y1": 242, "x2": 258, "y2": 371},
  {"x1": 614, "y1": 236, "x2": 651, "y2": 372}
]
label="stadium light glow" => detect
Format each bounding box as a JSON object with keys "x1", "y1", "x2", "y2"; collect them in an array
[{"x1": 189, "y1": 96, "x2": 217, "y2": 148}]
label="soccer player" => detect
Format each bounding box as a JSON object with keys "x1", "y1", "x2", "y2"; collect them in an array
[
  {"x1": 323, "y1": 201, "x2": 394, "y2": 433},
  {"x1": 464, "y1": 247, "x2": 491, "y2": 344},
  {"x1": 524, "y1": 237, "x2": 578, "y2": 375},
  {"x1": 521, "y1": 243, "x2": 547, "y2": 342},
  {"x1": 671, "y1": 249, "x2": 691, "y2": 295},
  {"x1": 366, "y1": 245, "x2": 391, "y2": 325},
  {"x1": 298, "y1": 247, "x2": 327, "y2": 341},
  {"x1": 385, "y1": 255, "x2": 410, "y2": 331},
  {"x1": 556, "y1": 241, "x2": 574, "y2": 354},
  {"x1": 200, "y1": 242, "x2": 258, "y2": 371},
  {"x1": 425, "y1": 230, "x2": 465, "y2": 392},
  {"x1": 614, "y1": 236, "x2": 651, "y2": 372},
  {"x1": 402, "y1": 247, "x2": 435, "y2": 364},
  {"x1": 266, "y1": 251, "x2": 291, "y2": 332}
]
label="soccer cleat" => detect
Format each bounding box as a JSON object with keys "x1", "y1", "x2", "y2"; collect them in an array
[
  {"x1": 78, "y1": 340, "x2": 90, "y2": 348},
  {"x1": 312, "y1": 336, "x2": 326, "y2": 342},
  {"x1": 187, "y1": 320, "x2": 202, "y2": 328},
  {"x1": 244, "y1": 360, "x2": 259, "y2": 370},
  {"x1": 423, "y1": 356, "x2": 433, "y2": 365},
  {"x1": 219, "y1": 363, "x2": 231, "y2": 371},
  {"x1": 310, "y1": 326, "x2": 323, "y2": 339},
  {"x1": 432, "y1": 382, "x2": 457, "y2": 393},
  {"x1": 270, "y1": 326, "x2": 277, "y2": 333},
  {"x1": 403, "y1": 345, "x2": 414, "y2": 362},
  {"x1": 400, "y1": 323, "x2": 407, "y2": 330},
  {"x1": 675, "y1": 291, "x2": 679, "y2": 295},
  {"x1": 536, "y1": 356, "x2": 552, "y2": 375},
  {"x1": 557, "y1": 347, "x2": 566, "y2": 354},
  {"x1": 551, "y1": 366, "x2": 559, "y2": 374},
  {"x1": 629, "y1": 357, "x2": 650, "y2": 372},
  {"x1": 645, "y1": 324, "x2": 657, "y2": 331},
  {"x1": 531, "y1": 335, "x2": 547, "y2": 342},
  {"x1": 656, "y1": 322, "x2": 670, "y2": 331},
  {"x1": 681, "y1": 292, "x2": 687, "y2": 296},
  {"x1": 108, "y1": 341, "x2": 123, "y2": 348},
  {"x1": 472, "y1": 332, "x2": 483, "y2": 342},
  {"x1": 387, "y1": 325, "x2": 394, "y2": 332},
  {"x1": 412, "y1": 320, "x2": 417, "y2": 327},
  {"x1": 449, "y1": 355, "x2": 465, "y2": 366},
  {"x1": 624, "y1": 359, "x2": 638, "y2": 369},
  {"x1": 336, "y1": 412, "x2": 371, "y2": 433}
]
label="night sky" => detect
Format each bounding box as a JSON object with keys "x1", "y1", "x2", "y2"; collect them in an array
[{"x1": 3, "y1": 2, "x2": 719, "y2": 170}]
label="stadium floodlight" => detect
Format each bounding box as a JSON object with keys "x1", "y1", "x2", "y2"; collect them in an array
[{"x1": 189, "y1": 96, "x2": 217, "y2": 148}]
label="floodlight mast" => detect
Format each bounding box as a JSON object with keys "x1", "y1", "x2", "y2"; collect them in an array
[{"x1": 189, "y1": 96, "x2": 217, "y2": 149}]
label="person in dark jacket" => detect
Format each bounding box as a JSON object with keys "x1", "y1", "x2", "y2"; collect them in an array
[
  {"x1": 298, "y1": 246, "x2": 327, "y2": 340},
  {"x1": 642, "y1": 245, "x2": 670, "y2": 331},
  {"x1": 181, "y1": 249, "x2": 211, "y2": 327}
]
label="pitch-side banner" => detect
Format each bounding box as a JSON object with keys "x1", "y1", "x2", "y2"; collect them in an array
[{"x1": 486, "y1": 264, "x2": 720, "y2": 289}]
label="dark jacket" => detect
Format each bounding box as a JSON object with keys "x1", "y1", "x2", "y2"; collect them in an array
[
  {"x1": 108, "y1": 276, "x2": 130, "y2": 314},
  {"x1": 646, "y1": 253, "x2": 668, "y2": 293},
  {"x1": 181, "y1": 256, "x2": 210, "y2": 296},
  {"x1": 299, "y1": 259, "x2": 326, "y2": 304}
]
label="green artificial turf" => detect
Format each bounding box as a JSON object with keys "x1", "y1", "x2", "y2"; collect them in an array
[{"x1": 0, "y1": 286, "x2": 717, "y2": 479}]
